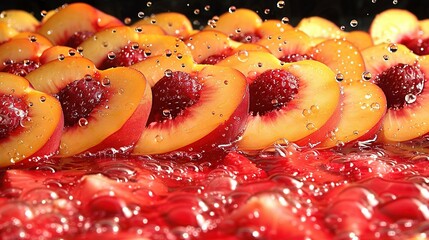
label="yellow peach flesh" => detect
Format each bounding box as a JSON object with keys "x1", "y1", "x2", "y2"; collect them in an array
[
  {"x1": 257, "y1": 30, "x2": 312, "y2": 59},
  {"x1": 206, "y1": 8, "x2": 262, "y2": 36},
  {"x1": 318, "y1": 81, "x2": 387, "y2": 148},
  {"x1": 0, "y1": 73, "x2": 62, "y2": 166},
  {"x1": 296, "y1": 16, "x2": 342, "y2": 39},
  {"x1": 0, "y1": 10, "x2": 39, "y2": 32},
  {"x1": 133, "y1": 12, "x2": 193, "y2": 38},
  {"x1": 0, "y1": 38, "x2": 41, "y2": 71}
]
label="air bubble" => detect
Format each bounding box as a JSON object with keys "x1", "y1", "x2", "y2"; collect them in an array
[
  {"x1": 388, "y1": 43, "x2": 398, "y2": 53},
  {"x1": 362, "y1": 71, "x2": 372, "y2": 81},
  {"x1": 224, "y1": 80, "x2": 229, "y2": 85},
  {"x1": 350, "y1": 19, "x2": 358, "y2": 27},
  {"x1": 155, "y1": 135, "x2": 164, "y2": 142},
  {"x1": 162, "y1": 109, "x2": 171, "y2": 117},
  {"x1": 135, "y1": 26, "x2": 143, "y2": 33},
  {"x1": 165, "y1": 49, "x2": 173, "y2": 57},
  {"x1": 335, "y1": 73, "x2": 344, "y2": 82},
  {"x1": 277, "y1": 1, "x2": 286, "y2": 8},
  {"x1": 68, "y1": 49, "x2": 76, "y2": 56},
  {"x1": 371, "y1": 102, "x2": 381, "y2": 110},
  {"x1": 78, "y1": 118, "x2": 88, "y2": 127},
  {"x1": 144, "y1": 49, "x2": 152, "y2": 57}
]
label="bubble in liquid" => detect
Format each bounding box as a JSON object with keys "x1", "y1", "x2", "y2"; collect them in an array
[
  {"x1": 40, "y1": 96, "x2": 46, "y2": 102},
  {"x1": 102, "y1": 77, "x2": 111, "y2": 86},
  {"x1": 57, "y1": 54, "x2": 65, "y2": 61},
  {"x1": 237, "y1": 50, "x2": 249, "y2": 62},
  {"x1": 277, "y1": 1, "x2": 286, "y2": 8},
  {"x1": 164, "y1": 69, "x2": 173, "y2": 77},
  {"x1": 29, "y1": 35, "x2": 37, "y2": 42},
  {"x1": 350, "y1": 19, "x2": 358, "y2": 27}
]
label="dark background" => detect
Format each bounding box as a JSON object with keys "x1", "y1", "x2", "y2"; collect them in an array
[{"x1": 2, "y1": 0, "x2": 428, "y2": 31}]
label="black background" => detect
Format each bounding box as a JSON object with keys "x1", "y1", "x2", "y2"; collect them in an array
[{"x1": 1, "y1": 0, "x2": 428, "y2": 31}]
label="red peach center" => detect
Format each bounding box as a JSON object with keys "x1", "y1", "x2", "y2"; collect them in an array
[{"x1": 0, "y1": 94, "x2": 28, "y2": 139}]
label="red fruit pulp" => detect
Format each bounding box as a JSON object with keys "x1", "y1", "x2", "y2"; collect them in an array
[
  {"x1": 56, "y1": 76, "x2": 107, "y2": 127},
  {"x1": 201, "y1": 48, "x2": 234, "y2": 65},
  {"x1": 374, "y1": 63, "x2": 425, "y2": 110},
  {"x1": 401, "y1": 37, "x2": 429, "y2": 55},
  {"x1": 249, "y1": 69, "x2": 299, "y2": 116},
  {"x1": 65, "y1": 31, "x2": 95, "y2": 48},
  {"x1": 101, "y1": 43, "x2": 147, "y2": 69},
  {"x1": 2, "y1": 60, "x2": 40, "y2": 77},
  {"x1": 147, "y1": 71, "x2": 202, "y2": 124},
  {"x1": 0, "y1": 94, "x2": 28, "y2": 139}
]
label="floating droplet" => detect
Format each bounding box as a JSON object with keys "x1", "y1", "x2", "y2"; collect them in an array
[
  {"x1": 40, "y1": 10, "x2": 48, "y2": 17},
  {"x1": 281, "y1": 17, "x2": 290, "y2": 24},
  {"x1": 350, "y1": 19, "x2": 358, "y2": 27},
  {"x1": 78, "y1": 118, "x2": 88, "y2": 127},
  {"x1": 137, "y1": 12, "x2": 145, "y2": 18},
  {"x1": 229, "y1": 6, "x2": 237, "y2": 13},
  {"x1": 277, "y1": 1, "x2": 286, "y2": 8}
]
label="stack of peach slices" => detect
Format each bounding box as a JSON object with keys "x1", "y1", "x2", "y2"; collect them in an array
[{"x1": 0, "y1": 2, "x2": 429, "y2": 169}]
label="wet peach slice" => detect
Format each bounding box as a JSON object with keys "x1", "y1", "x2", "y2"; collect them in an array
[
  {"x1": 296, "y1": 16, "x2": 342, "y2": 40},
  {"x1": 257, "y1": 29, "x2": 312, "y2": 61},
  {"x1": 309, "y1": 38, "x2": 365, "y2": 82},
  {"x1": 217, "y1": 51, "x2": 341, "y2": 150},
  {"x1": 39, "y1": 46, "x2": 82, "y2": 64},
  {"x1": 256, "y1": 20, "x2": 294, "y2": 37},
  {"x1": 344, "y1": 31, "x2": 374, "y2": 50},
  {"x1": 0, "y1": 38, "x2": 42, "y2": 75},
  {"x1": 26, "y1": 57, "x2": 152, "y2": 157},
  {"x1": 37, "y1": 3, "x2": 123, "y2": 46},
  {"x1": 11, "y1": 32, "x2": 53, "y2": 51},
  {"x1": 0, "y1": 73, "x2": 63, "y2": 167},
  {"x1": 132, "y1": 12, "x2": 194, "y2": 38},
  {"x1": 419, "y1": 19, "x2": 429, "y2": 39},
  {"x1": 370, "y1": 9, "x2": 420, "y2": 45},
  {"x1": 185, "y1": 30, "x2": 268, "y2": 64},
  {"x1": 0, "y1": 10, "x2": 39, "y2": 32},
  {"x1": 0, "y1": 22, "x2": 18, "y2": 43},
  {"x1": 362, "y1": 43, "x2": 429, "y2": 142},
  {"x1": 131, "y1": 55, "x2": 249, "y2": 157},
  {"x1": 318, "y1": 80, "x2": 387, "y2": 148},
  {"x1": 78, "y1": 26, "x2": 191, "y2": 69},
  {"x1": 206, "y1": 8, "x2": 262, "y2": 42},
  {"x1": 132, "y1": 24, "x2": 166, "y2": 35}
]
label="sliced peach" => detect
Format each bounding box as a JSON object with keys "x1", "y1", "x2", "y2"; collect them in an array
[
  {"x1": 131, "y1": 55, "x2": 249, "y2": 157},
  {"x1": 362, "y1": 43, "x2": 429, "y2": 142},
  {"x1": 11, "y1": 32, "x2": 53, "y2": 52},
  {"x1": 37, "y1": 3, "x2": 123, "y2": 46},
  {"x1": 256, "y1": 20, "x2": 294, "y2": 37},
  {"x1": 296, "y1": 16, "x2": 342, "y2": 40},
  {"x1": 0, "y1": 22, "x2": 18, "y2": 43},
  {"x1": 309, "y1": 38, "x2": 366, "y2": 82},
  {"x1": 39, "y1": 46, "x2": 82, "y2": 64},
  {"x1": 78, "y1": 26, "x2": 191, "y2": 69},
  {"x1": 132, "y1": 12, "x2": 194, "y2": 38},
  {"x1": 185, "y1": 30, "x2": 268, "y2": 64},
  {"x1": 369, "y1": 9, "x2": 420, "y2": 45},
  {"x1": 0, "y1": 10, "x2": 39, "y2": 32},
  {"x1": 419, "y1": 19, "x2": 429, "y2": 39},
  {"x1": 131, "y1": 24, "x2": 166, "y2": 35},
  {"x1": 0, "y1": 73, "x2": 63, "y2": 167},
  {"x1": 318, "y1": 80, "x2": 387, "y2": 148},
  {"x1": 217, "y1": 51, "x2": 341, "y2": 150},
  {"x1": 344, "y1": 31, "x2": 374, "y2": 50},
  {"x1": 26, "y1": 57, "x2": 152, "y2": 157},
  {"x1": 257, "y1": 29, "x2": 312, "y2": 61}
]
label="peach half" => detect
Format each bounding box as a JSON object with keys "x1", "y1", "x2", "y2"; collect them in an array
[
  {"x1": 217, "y1": 51, "x2": 341, "y2": 150},
  {"x1": 132, "y1": 12, "x2": 194, "y2": 39},
  {"x1": 25, "y1": 57, "x2": 152, "y2": 157},
  {"x1": 362, "y1": 43, "x2": 429, "y2": 142},
  {"x1": 0, "y1": 10, "x2": 39, "y2": 32},
  {"x1": 131, "y1": 55, "x2": 249, "y2": 158},
  {"x1": 185, "y1": 30, "x2": 268, "y2": 64},
  {"x1": 0, "y1": 73, "x2": 63, "y2": 167},
  {"x1": 78, "y1": 26, "x2": 191, "y2": 69},
  {"x1": 0, "y1": 38, "x2": 47, "y2": 76},
  {"x1": 39, "y1": 46, "x2": 82, "y2": 64},
  {"x1": 37, "y1": 3, "x2": 123, "y2": 47},
  {"x1": 206, "y1": 8, "x2": 292, "y2": 43}
]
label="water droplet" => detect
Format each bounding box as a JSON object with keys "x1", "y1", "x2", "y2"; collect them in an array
[
  {"x1": 68, "y1": 49, "x2": 76, "y2": 56},
  {"x1": 84, "y1": 74, "x2": 93, "y2": 81},
  {"x1": 388, "y1": 43, "x2": 398, "y2": 53},
  {"x1": 102, "y1": 77, "x2": 110, "y2": 86},
  {"x1": 164, "y1": 69, "x2": 173, "y2": 77},
  {"x1": 107, "y1": 51, "x2": 116, "y2": 60},
  {"x1": 302, "y1": 109, "x2": 311, "y2": 117},
  {"x1": 335, "y1": 73, "x2": 344, "y2": 82},
  {"x1": 277, "y1": 1, "x2": 286, "y2": 8},
  {"x1": 162, "y1": 109, "x2": 171, "y2": 117},
  {"x1": 281, "y1": 17, "x2": 290, "y2": 24},
  {"x1": 264, "y1": 9, "x2": 271, "y2": 14},
  {"x1": 204, "y1": 5, "x2": 211, "y2": 11},
  {"x1": 137, "y1": 11, "x2": 145, "y2": 18},
  {"x1": 78, "y1": 118, "x2": 88, "y2": 127},
  {"x1": 224, "y1": 80, "x2": 229, "y2": 85},
  {"x1": 350, "y1": 19, "x2": 358, "y2": 27},
  {"x1": 135, "y1": 26, "x2": 143, "y2": 33},
  {"x1": 57, "y1": 54, "x2": 65, "y2": 61},
  {"x1": 257, "y1": 62, "x2": 263, "y2": 68},
  {"x1": 155, "y1": 135, "x2": 164, "y2": 142},
  {"x1": 405, "y1": 93, "x2": 417, "y2": 104},
  {"x1": 392, "y1": 0, "x2": 398, "y2": 4},
  {"x1": 194, "y1": 9, "x2": 200, "y2": 15},
  {"x1": 237, "y1": 50, "x2": 249, "y2": 62},
  {"x1": 229, "y1": 6, "x2": 237, "y2": 13},
  {"x1": 370, "y1": 102, "x2": 381, "y2": 110},
  {"x1": 372, "y1": 0, "x2": 377, "y2": 2},
  {"x1": 362, "y1": 71, "x2": 372, "y2": 81},
  {"x1": 165, "y1": 49, "x2": 172, "y2": 57},
  {"x1": 306, "y1": 123, "x2": 315, "y2": 130},
  {"x1": 40, "y1": 96, "x2": 46, "y2": 102},
  {"x1": 383, "y1": 55, "x2": 389, "y2": 61},
  {"x1": 29, "y1": 35, "x2": 37, "y2": 42},
  {"x1": 124, "y1": 17, "x2": 132, "y2": 25},
  {"x1": 40, "y1": 10, "x2": 48, "y2": 17},
  {"x1": 144, "y1": 49, "x2": 152, "y2": 57},
  {"x1": 340, "y1": 25, "x2": 346, "y2": 31},
  {"x1": 146, "y1": 2, "x2": 152, "y2": 7}
]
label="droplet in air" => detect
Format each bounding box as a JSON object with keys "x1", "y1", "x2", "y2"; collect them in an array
[
  {"x1": 277, "y1": 1, "x2": 286, "y2": 8},
  {"x1": 40, "y1": 10, "x2": 48, "y2": 17},
  {"x1": 124, "y1": 17, "x2": 132, "y2": 25},
  {"x1": 138, "y1": 12, "x2": 145, "y2": 18},
  {"x1": 229, "y1": 6, "x2": 237, "y2": 13},
  {"x1": 350, "y1": 19, "x2": 358, "y2": 27},
  {"x1": 281, "y1": 17, "x2": 289, "y2": 24}
]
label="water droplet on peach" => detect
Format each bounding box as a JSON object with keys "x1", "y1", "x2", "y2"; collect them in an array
[
  {"x1": 383, "y1": 54, "x2": 389, "y2": 60},
  {"x1": 362, "y1": 71, "x2": 372, "y2": 81},
  {"x1": 306, "y1": 122, "x2": 315, "y2": 130},
  {"x1": 78, "y1": 117, "x2": 88, "y2": 127},
  {"x1": 228, "y1": 6, "x2": 237, "y2": 13},
  {"x1": 124, "y1": 17, "x2": 131, "y2": 25},
  {"x1": 405, "y1": 93, "x2": 417, "y2": 104},
  {"x1": 237, "y1": 50, "x2": 249, "y2": 62},
  {"x1": 40, "y1": 10, "x2": 47, "y2": 17},
  {"x1": 335, "y1": 73, "x2": 344, "y2": 82},
  {"x1": 388, "y1": 43, "x2": 398, "y2": 53},
  {"x1": 281, "y1": 17, "x2": 290, "y2": 24},
  {"x1": 107, "y1": 51, "x2": 116, "y2": 60},
  {"x1": 155, "y1": 134, "x2": 164, "y2": 142},
  {"x1": 101, "y1": 77, "x2": 110, "y2": 86},
  {"x1": 40, "y1": 96, "x2": 46, "y2": 102}
]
